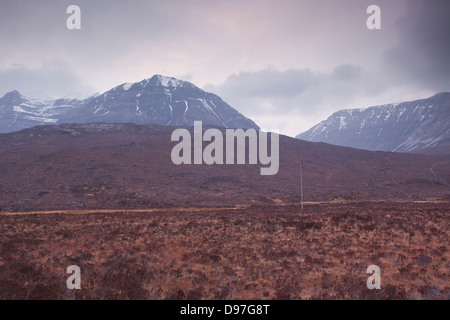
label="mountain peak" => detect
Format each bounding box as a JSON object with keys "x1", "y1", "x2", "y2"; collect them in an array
[
  {"x1": 0, "y1": 74, "x2": 260, "y2": 133},
  {"x1": 149, "y1": 74, "x2": 186, "y2": 88},
  {"x1": 0, "y1": 75, "x2": 259, "y2": 133},
  {"x1": 2, "y1": 90, "x2": 23, "y2": 99},
  {"x1": 83, "y1": 74, "x2": 258, "y2": 129},
  {"x1": 116, "y1": 75, "x2": 194, "y2": 93}
]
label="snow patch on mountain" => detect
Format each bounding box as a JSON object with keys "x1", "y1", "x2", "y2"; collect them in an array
[
  {"x1": 296, "y1": 93, "x2": 450, "y2": 152},
  {"x1": 123, "y1": 83, "x2": 133, "y2": 90},
  {"x1": 156, "y1": 75, "x2": 183, "y2": 88},
  {"x1": 0, "y1": 75, "x2": 259, "y2": 133}
]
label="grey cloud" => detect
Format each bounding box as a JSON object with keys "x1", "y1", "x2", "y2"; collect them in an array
[
  {"x1": 207, "y1": 68, "x2": 319, "y2": 99},
  {"x1": 203, "y1": 65, "x2": 401, "y2": 136},
  {"x1": 0, "y1": 61, "x2": 95, "y2": 98},
  {"x1": 383, "y1": 0, "x2": 450, "y2": 91},
  {"x1": 0, "y1": 1, "x2": 188, "y2": 71},
  {"x1": 205, "y1": 65, "x2": 382, "y2": 116},
  {"x1": 331, "y1": 64, "x2": 363, "y2": 81}
]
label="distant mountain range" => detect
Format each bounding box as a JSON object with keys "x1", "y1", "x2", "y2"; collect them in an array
[
  {"x1": 297, "y1": 93, "x2": 450, "y2": 153},
  {"x1": 2, "y1": 76, "x2": 449, "y2": 155},
  {"x1": 0, "y1": 75, "x2": 259, "y2": 133}
]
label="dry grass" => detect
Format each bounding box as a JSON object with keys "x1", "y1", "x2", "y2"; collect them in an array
[{"x1": 0, "y1": 202, "x2": 448, "y2": 300}]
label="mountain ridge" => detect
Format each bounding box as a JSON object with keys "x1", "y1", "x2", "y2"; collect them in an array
[
  {"x1": 0, "y1": 75, "x2": 259, "y2": 133},
  {"x1": 296, "y1": 92, "x2": 450, "y2": 153}
]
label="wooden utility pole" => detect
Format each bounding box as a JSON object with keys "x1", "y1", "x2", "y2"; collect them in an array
[{"x1": 300, "y1": 161, "x2": 304, "y2": 210}]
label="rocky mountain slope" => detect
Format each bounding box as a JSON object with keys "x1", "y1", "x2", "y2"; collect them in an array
[
  {"x1": 297, "y1": 93, "x2": 450, "y2": 152},
  {"x1": 0, "y1": 75, "x2": 258, "y2": 133}
]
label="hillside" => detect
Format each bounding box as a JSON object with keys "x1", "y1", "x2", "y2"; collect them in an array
[
  {"x1": 297, "y1": 93, "x2": 450, "y2": 153},
  {"x1": 1, "y1": 123, "x2": 449, "y2": 212}
]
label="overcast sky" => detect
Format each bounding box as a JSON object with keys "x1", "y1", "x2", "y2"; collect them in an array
[{"x1": 0, "y1": 0, "x2": 449, "y2": 136}]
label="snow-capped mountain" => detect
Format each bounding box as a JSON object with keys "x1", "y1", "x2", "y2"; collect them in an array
[
  {"x1": 78, "y1": 75, "x2": 259, "y2": 129},
  {"x1": 0, "y1": 90, "x2": 87, "y2": 133},
  {"x1": 0, "y1": 75, "x2": 259, "y2": 133},
  {"x1": 296, "y1": 92, "x2": 450, "y2": 152}
]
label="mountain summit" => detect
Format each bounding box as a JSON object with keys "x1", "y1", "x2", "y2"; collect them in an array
[
  {"x1": 0, "y1": 75, "x2": 259, "y2": 133},
  {"x1": 296, "y1": 93, "x2": 450, "y2": 152},
  {"x1": 80, "y1": 75, "x2": 259, "y2": 129}
]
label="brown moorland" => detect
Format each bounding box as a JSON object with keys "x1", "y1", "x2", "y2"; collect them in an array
[
  {"x1": 0, "y1": 123, "x2": 448, "y2": 300},
  {"x1": 0, "y1": 202, "x2": 448, "y2": 300},
  {"x1": 0, "y1": 123, "x2": 449, "y2": 212}
]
